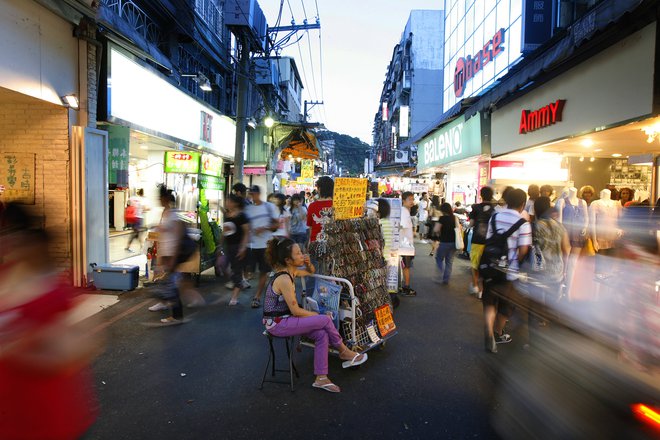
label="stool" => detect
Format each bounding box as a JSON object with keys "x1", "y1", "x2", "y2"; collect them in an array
[{"x1": 259, "y1": 331, "x2": 299, "y2": 392}]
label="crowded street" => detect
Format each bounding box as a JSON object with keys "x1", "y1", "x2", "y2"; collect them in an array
[{"x1": 2, "y1": 0, "x2": 660, "y2": 439}]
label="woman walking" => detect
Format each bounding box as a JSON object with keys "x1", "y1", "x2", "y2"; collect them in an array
[
  {"x1": 427, "y1": 195, "x2": 443, "y2": 256},
  {"x1": 273, "y1": 193, "x2": 291, "y2": 238},
  {"x1": 263, "y1": 237, "x2": 368, "y2": 393},
  {"x1": 289, "y1": 194, "x2": 308, "y2": 251},
  {"x1": 434, "y1": 203, "x2": 458, "y2": 284}
]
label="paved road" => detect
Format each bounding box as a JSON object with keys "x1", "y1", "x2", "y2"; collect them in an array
[{"x1": 85, "y1": 245, "x2": 501, "y2": 439}]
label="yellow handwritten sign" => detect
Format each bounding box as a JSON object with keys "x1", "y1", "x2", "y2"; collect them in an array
[
  {"x1": 333, "y1": 177, "x2": 367, "y2": 220},
  {"x1": 0, "y1": 152, "x2": 35, "y2": 204},
  {"x1": 301, "y1": 159, "x2": 314, "y2": 180},
  {"x1": 374, "y1": 304, "x2": 396, "y2": 337}
]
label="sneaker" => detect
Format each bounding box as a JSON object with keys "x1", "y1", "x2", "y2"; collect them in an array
[
  {"x1": 225, "y1": 281, "x2": 235, "y2": 290},
  {"x1": 469, "y1": 284, "x2": 480, "y2": 295},
  {"x1": 125, "y1": 248, "x2": 135, "y2": 253},
  {"x1": 241, "y1": 279, "x2": 251, "y2": 289},
  {"x1": 400, "y1": 286, "x2": 417, "y2": 297},
  {"x1": 148, "y1": 302, "x2": 169, "y2": 312},
  {"x1": 495, "y1": 333, "x2": 512, "y2": 344},
  {"x1": 420, "y1": 239, "x2": 428, "y2": 244}
]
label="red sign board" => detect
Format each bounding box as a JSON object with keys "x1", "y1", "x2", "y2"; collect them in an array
[
  {"x1": 454, "y1": 28, "x2": 506, "y2": 98},
  {"x1": 519, "y1": 99, "x2": 566, "y2": 134}
]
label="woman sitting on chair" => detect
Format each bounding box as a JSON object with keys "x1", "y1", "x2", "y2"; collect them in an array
[{"x1": 263, "y1": 237, "x2": 368, "y2": 393}]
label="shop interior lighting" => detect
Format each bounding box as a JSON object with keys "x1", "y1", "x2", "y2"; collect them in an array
[
  {"x1": 590, "y1": 156, "x2": 595, "y2": 162},
  {"x1": 642, "y1": 122, "x2": 660, "y2": 143},
  {"x1": 60, "y1": 94, "x2": 79, "y2": 109},
  {"x1": 594, "y1": 148, "x2": 603, "y2": 152},
  {"x1": 579, "y1": 156, "x2": 584, "y2": 162},
  {"x1": 580, "y1": 138, "x2": 594, "y2": 147},
  {"x1": 612, "y1": 153, "x2": 622, "y2": 157}
]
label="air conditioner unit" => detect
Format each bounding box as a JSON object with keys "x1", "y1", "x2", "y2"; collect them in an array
[{"x1": 394, "y1": 150, "x2": 409, "y2": 163}]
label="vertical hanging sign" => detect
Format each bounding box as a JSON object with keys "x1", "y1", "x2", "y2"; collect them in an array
[
  {"x1": 107, "y1": 125, "x2": 130, "y2": 186},
  {"x1": 301, "y1": 159, "x2": 314, "y2": 183},
  {"x1": 0, "y1": 152, "x2": 35, "y2": 204}
]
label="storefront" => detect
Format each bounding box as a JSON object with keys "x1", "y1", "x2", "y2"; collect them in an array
[
  {"x1": 490, "y1": 23, "x2": 659, "y2": 203},
  {"x1": 99, "y1": 44, "x2": 236, "y2": 265},
  {"x1": 416, "y1": 113, "x2": 488, "y2": 205}
]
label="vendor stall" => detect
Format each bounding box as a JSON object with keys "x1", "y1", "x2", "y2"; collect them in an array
[{"x1": 307, "y1": 177, "x2": 397, "y2": 353}]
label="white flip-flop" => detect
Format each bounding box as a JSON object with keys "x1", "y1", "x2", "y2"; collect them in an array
[
  {"x1": 342, "y1": 352, "x2": 368, "y2": 369},
  {"x1": 312, "y1": 381, "x2": 341, "y2": 393}
]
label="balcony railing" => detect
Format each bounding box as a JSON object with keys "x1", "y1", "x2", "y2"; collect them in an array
[
  {"x1": 100, "y1": 0, "x2": 161, "y2": 46},
  {"x1": 194, "y1": 0, "x2": 224, "y2": 40}
]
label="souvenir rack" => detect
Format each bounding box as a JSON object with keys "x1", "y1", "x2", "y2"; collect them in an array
[{"x1": 308, "y1": 217, "x2": 396, "y2": 351}]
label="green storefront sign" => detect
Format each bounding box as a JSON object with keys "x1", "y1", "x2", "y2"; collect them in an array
[
  {"x1": 198, "y1": 174, "x2": 226, "y2": 191},
  {"x1": 164, "y1": 151, "x2": 200, "y2": 174},
  {"x1": 107, "y1": 125, "x2": 130, "y2": 186},
  {"x1": 417, "y1": 114, "x2": 484, "y2": 172}
]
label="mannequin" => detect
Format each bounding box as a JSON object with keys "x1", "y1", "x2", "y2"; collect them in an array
[
  {"x1": 589, "y1": 189, "x2": 621, "y2": 275},
  {"x1": 556, "y1": 187, "x2": 589, "y2": 294}
]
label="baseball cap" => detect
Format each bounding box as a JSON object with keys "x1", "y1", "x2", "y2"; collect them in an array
[{"x1": 248, "y1": 185, "x2": 261, "y2": 194}]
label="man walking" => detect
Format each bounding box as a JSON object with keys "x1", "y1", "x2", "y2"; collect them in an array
[
  {"x1": 245, "y1": 185, "x2": 278, "y2": 308},
  {"x1": 400, "y1": 191, "x2": 416, "y2": 296}
]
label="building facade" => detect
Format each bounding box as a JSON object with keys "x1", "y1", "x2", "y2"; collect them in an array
[{"x1": 372, "y1": 9, "x2": 444, "y2": 175}]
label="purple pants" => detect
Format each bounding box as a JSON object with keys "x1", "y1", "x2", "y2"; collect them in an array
[{"x1": 267, "y1": 315, "x2": 342, "y2": 375}]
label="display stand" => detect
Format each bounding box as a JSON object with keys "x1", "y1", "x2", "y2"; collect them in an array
[{"x1": 307, "y1": 216, "x2": 397, "y2": 353}]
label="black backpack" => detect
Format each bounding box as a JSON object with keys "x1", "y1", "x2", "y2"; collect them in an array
[
  {"x1": 472, "y1": 202, "x2": 495, "y2": 244},
  {"x1": 478, "y1": 214, "x2": 527, "y2": 283}
]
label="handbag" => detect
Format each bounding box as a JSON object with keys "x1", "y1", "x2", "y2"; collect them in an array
[{"x1": 454, "y1": 215, "x2": 464, "y2": 250}]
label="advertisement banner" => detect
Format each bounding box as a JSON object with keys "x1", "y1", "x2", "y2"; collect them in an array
[
  {"x1": 198, "y1": 174, "x2": 225, "y2": 191},
  {"x1": 107, "y1": 125, "x2": 130, "y2": 186},
  {"x1": 164, "y1": 151, "x2": 200, "y2": 174},
  {"x1": 201, "y1": 153, "x2": 223, "y2": 177},
  {"x1": 333, "y1": 177, "x2": 368, "y2": 220},
  {"x1": 0, "y1": 152, "x2": 35, "y2": 204}
]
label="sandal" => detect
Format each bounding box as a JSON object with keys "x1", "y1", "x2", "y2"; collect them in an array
[
  {"x1": 312, "y1": 378, "x2": 341, "y2": 393},
  {"x1": 159, "y1": 317, "x2": 184, "y2": 326},
  {"x1": 228, "y1": 299, "x2": 239, "y2": 306},
  {"x1": 341, "y1": 352, "x2": 368, "y2": 369},
  {"x1": 251, "y1": 298, "x2": 260, "y2": 308}
]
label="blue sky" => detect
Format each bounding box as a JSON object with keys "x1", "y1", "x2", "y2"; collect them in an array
[{"x1": 259, "y1": 0, "x2": 443, "y2": 144}]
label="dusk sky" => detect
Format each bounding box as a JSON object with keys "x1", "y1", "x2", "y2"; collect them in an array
[{"x1": 259, "y1": 0, "x2": 443, "y2": 144}]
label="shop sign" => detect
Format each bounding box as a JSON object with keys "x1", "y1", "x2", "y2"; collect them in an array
[
  {"x1": 198, "y1": 174, "x2": 225, "y2": 191},
  {"x1": 0, "y1": 152, "x2": 35, "y2": 204},
  {"x1": 417, "y1": 115, "x2": 483, "y2": 171},
  {"x1": 522, "y1": 0, "x2": 554, "y2": 52},
  {"x1": 477, "y1": 161, "x2": 490, "y2": 192},
  {"x1": 244, "y1": 166, "x2": 266, "y2": 175},
  {"x1": 374, "y1": 304, "x2": 396, "y2": 337},
  {"x1": 200, "y1": 111, "x2": 213, "y2": 143},
  {"x1": 164, "y1": 151, "x2": 200, "y2": 174},
  {"x1": 454, "y1": 28, "x2": 506, "y2": 98},
  {"x1": 107, "y1": 125, "x2": 129, "y2": 186},
  {"x1": 519, "y1": 99, "x2": 566, "y2": 134},
  {"x1": 201, "y1": 153, "x2": 223, "y2": 177},
  {"x1": 333, "y1": 177, "x2": 368, "y2": 220},
  {"x1": 296, "y1": 177, "x2": 314, "y2": 185},
  {"x1": 301, "y1": 159, "x2": 314, "y2": 180}
]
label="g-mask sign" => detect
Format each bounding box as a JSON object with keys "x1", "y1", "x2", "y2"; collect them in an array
[{"x1": 423, "y1": 123, "x2": 464, "y2": 164}]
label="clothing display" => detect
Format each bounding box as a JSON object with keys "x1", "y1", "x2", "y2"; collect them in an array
[
  {"x1": 556, "y1": 188, "x2": 588, "y2": 248},
  {"x1": 589, "y1": 189, "x2": 620, "y2": 251}
]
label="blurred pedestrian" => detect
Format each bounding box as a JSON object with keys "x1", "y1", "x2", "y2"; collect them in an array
[
  {"x1": 273, "y1": 193, "x2": 291, "y2": 238},
  {"x1": 418, "y1": 192, "x2": 429, "y2": 244},
  {"x1": 223, "y1": 194, "x2": 250, "y2": 305},
  {"x1": 400, "y1": 191, "x2": 416, "y2": 296},
  {"x1": 125, "y1": 188, "x2": 148, "y2": 252},
  {"x1": 0, "y1": 203, "x2": 102, "y2": 439},
  {"x1": 468, "y1": 186, "x2": 495, "y2": 297},
  {"x1": 427, "y1": 195, "x2": 443, "y2": 256}
]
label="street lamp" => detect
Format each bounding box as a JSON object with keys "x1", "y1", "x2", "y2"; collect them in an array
[{"x1": 264, "y1": 116, "x2": 275, "y2": 128}]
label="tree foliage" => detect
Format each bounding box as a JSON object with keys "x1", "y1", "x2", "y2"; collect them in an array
[{"x1": 316, "y1": 130, "x2": 370, "y2": 175}]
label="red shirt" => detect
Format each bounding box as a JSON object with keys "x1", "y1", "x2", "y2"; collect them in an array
[
  {"x1": 0, "y1": 283, "x2": 98, "y2": 440},
  {"x1": 307, "y1": 199, "x2": 333, "y2": 242}
]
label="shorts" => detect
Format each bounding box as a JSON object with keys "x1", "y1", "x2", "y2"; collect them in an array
[
  {"x1": 470, "y1": 243, "x2": 485, "y2": 270},
  {"x1": 482, "y1": 280, "x2": 516, "y2": 317},
  {"x1": 248, "y1": 248, "x2": 272, "y2": 273},
  {"x1": 401, "y1": 256, "x2": 414, "y2": 268}
]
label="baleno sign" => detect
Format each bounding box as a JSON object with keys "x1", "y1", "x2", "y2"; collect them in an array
[
  {"x1": 519, "y1": 99, "x2": 566, "y2": 134},
  {"x1": 417, "y1": 115, "x2": 483, "y2": 171}
]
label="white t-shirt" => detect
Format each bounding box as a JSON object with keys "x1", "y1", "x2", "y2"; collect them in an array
[
  {"x1": 400, "y1": 206, "x2": 415, "y2": 250},
  {"x1": 274, "y1": 209, "x2": 291, "y2": 237},
  {"x1": 157, "y1": 208, "x2": 179, "y2": 257},
  {"x1": 524, "y1": 198, "x2": 535, "y2": 216},
  {"x1": 418, "y1": 199, "x2": 429, "y2": 221},
  {"x1": 245, "y1": 201, "x2": 278, "y2": 249},
  {"x1": 486, "y1": 208, "x2": 532, "y2": 280}
]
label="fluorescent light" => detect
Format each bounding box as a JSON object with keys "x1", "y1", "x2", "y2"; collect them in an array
[
  {"x1": 594, "y1": 148, "x2": 603, "y2": 152},
  {"x1": 612, "y1": 153, "x2": 622, "y2": 157},
  {"x1": 60, "y1": 94, "x2": 79, "y2": 109},
  {"x1": 581, "y1": 139, "x2": 594, "y2": 147}
]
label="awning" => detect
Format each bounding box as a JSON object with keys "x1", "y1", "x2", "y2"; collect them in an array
[{"x1": 274, "y1": 124, "x2": 319, "y2": 159}]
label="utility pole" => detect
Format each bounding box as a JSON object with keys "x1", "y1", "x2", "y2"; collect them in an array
[
  {"x1": 232, "y1": 34, "x2": 250, "y2": 185},
  {"x1": 303, "y1": 100, "x2": 324, "y2": 121}
]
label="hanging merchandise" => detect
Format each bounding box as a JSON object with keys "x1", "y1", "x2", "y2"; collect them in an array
[{"x1": 308, "y1": 215, "x2": 396, "y2": 352}]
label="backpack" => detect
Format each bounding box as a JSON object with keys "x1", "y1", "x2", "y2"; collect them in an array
[
  {"x1": 478, "y1": 214, "x2": 527, "y2": 283},
  {"x1": 175, "y1": 222, "x2": 197, "y2": 265},
  {"x1": 472, "y1": 202, "x2": 495, "y2": 243},
  {"x1": 526, "y1": 219, "x2": 564, "y2": 282}
]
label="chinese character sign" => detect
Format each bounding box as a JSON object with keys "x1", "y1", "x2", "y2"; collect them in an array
[
  {"x1": 164, "y1": 151, "x2": 200, "y2": 174},
  {"x1": 107, "y1": 125, "x2": 130, "y2": 186},
  {"x1": 301, "y1": 159, "x2": 314, "y2": 180},
  {"x1": 0, "y1": 152, "x2": 35, "y2": 204},
  {"x1": 201, "y1": 153, "x2": 223, "y2": 177},
  {"x1": 333, "y1": 177, "x2": 367, "y2": 220}
]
